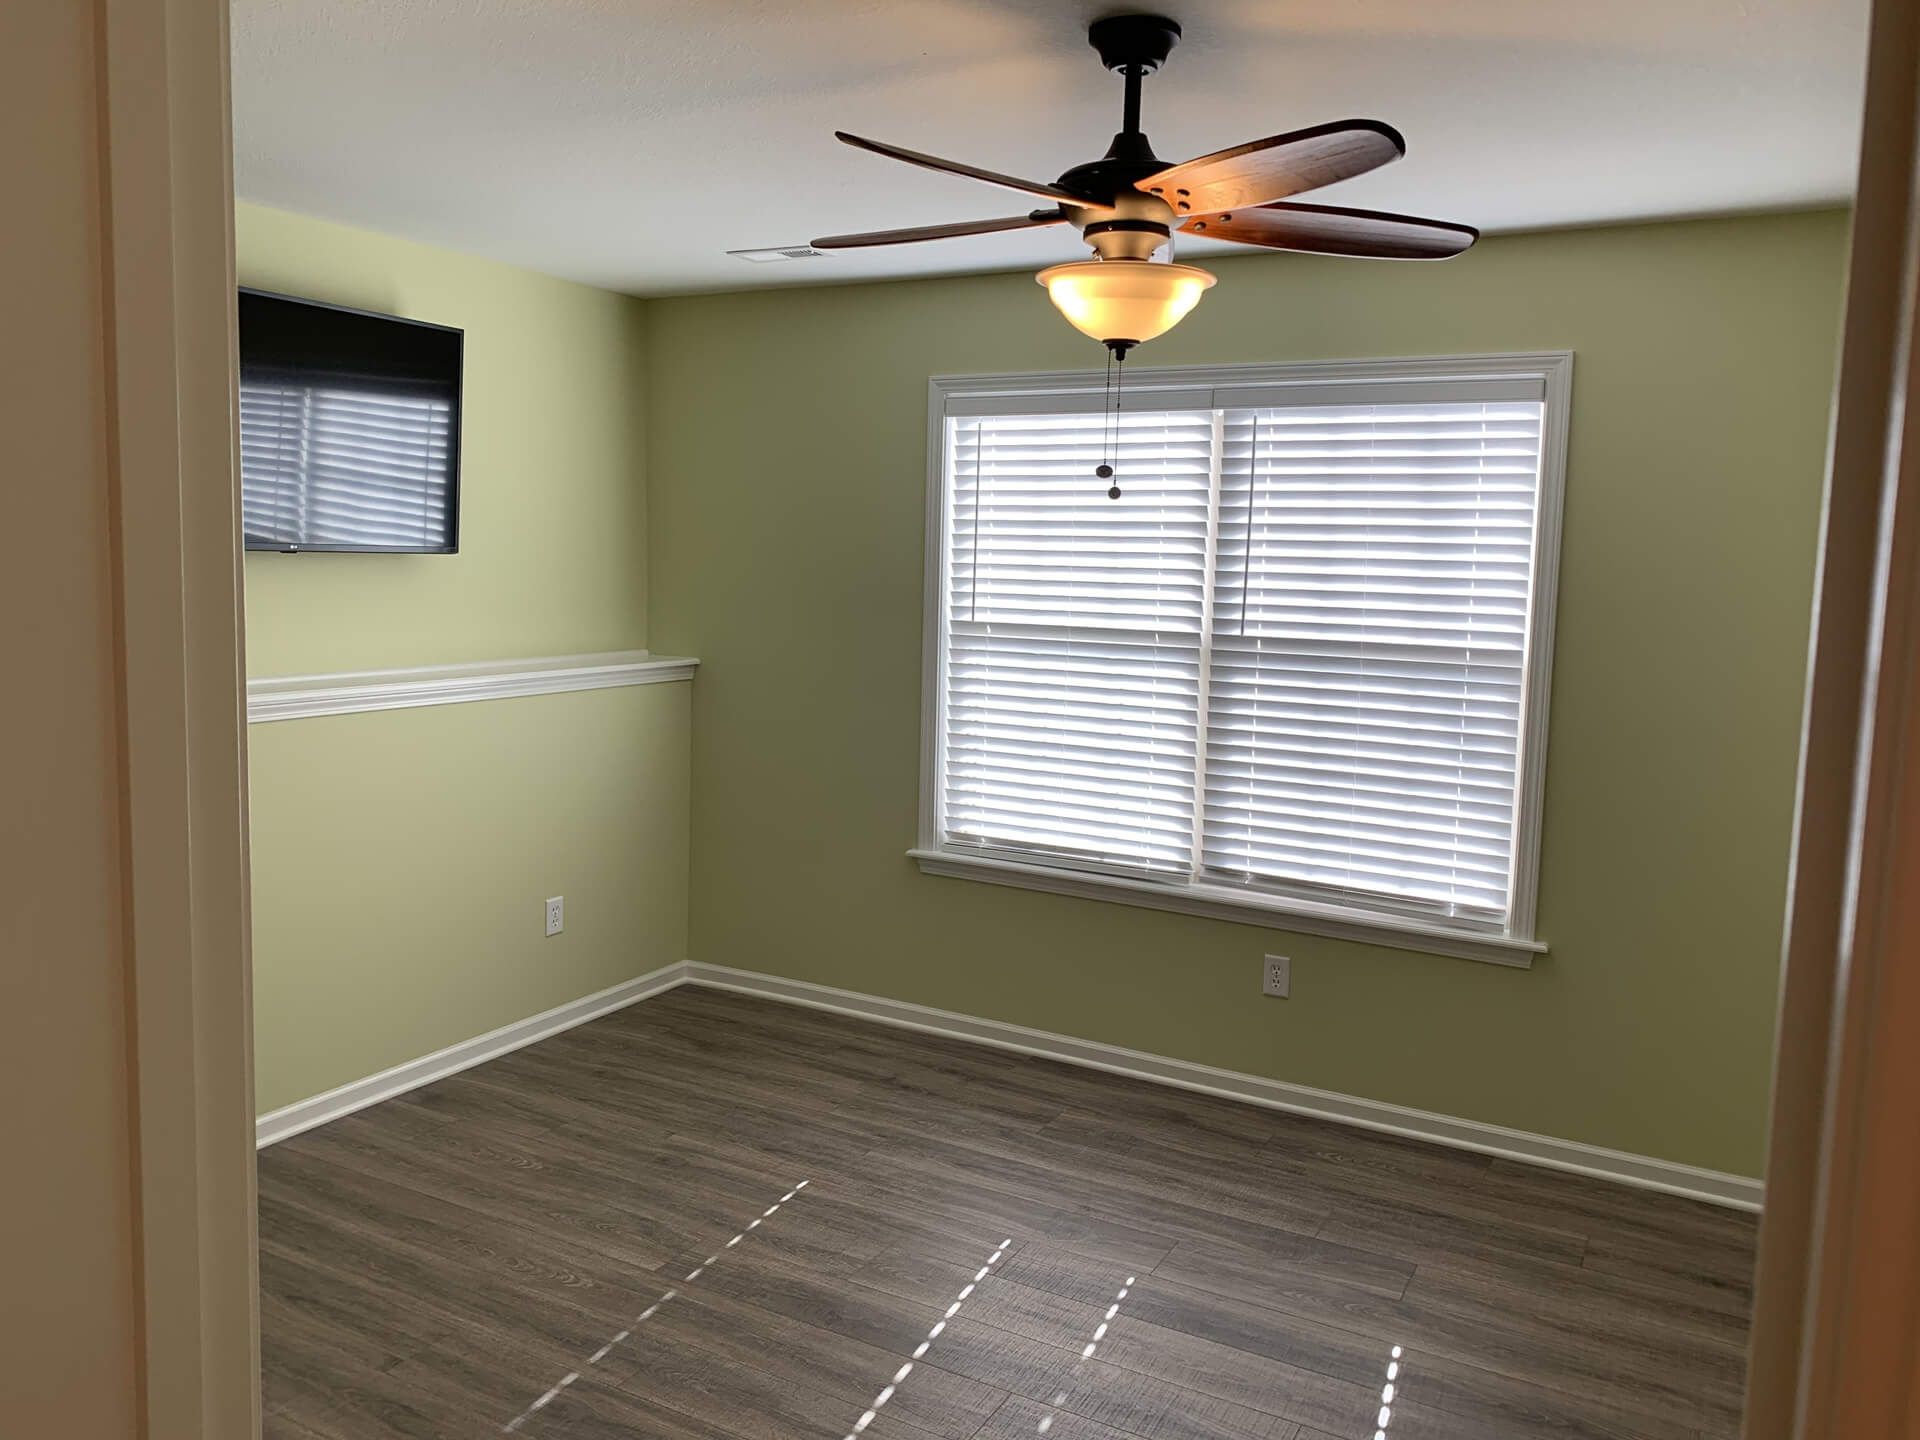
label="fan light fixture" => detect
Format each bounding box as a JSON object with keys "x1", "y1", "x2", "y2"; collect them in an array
[
  {"x1": 813, "y1": 12, "x2": 1477, "y2": 355},
  {"x1": 1037, "y1": 257, "x2": 1215, "y2": 351},
  {"x1": 811, "y1": 13, "x2": 1478, "y2": 491}
]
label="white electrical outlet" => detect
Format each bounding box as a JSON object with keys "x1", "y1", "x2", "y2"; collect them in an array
[
  {"x1": 545, "y1": 896, "x2": 565, "y2": 937},
  {"x1": 1262, "y1": 954, "x2": 1290, "y2": 998}
]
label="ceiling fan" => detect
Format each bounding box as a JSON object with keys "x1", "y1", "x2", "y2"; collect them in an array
[{"x1": 813, "y1": 14, "x2": 1477, "y2": 353}]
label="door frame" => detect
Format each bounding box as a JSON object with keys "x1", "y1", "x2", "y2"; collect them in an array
[
  {"x1": 100, "y1": 0, "x2": 260, "y2": 1433},
  {"x1": 1744, "y1": 0, "x2": 1920, "y2": 1433}
]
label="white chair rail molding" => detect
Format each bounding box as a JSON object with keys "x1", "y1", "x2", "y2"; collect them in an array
[{"x1": 246, "y1": 649, "x2": 700, "y2": 723}]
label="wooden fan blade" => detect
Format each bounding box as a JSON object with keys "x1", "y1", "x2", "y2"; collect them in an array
[
  {"x1": 835, "y1": 132, "x2": 1097, "y2": 207},
  {"x1": 1137, "y1": 120, "x2": 1406, "y2": 216},
  {"x1": 813, "y1": 210, "x2": 1067, "y2": 249},
  {"x1": 1182, "y1": 201, "x2": 1478, "y2": 260}
]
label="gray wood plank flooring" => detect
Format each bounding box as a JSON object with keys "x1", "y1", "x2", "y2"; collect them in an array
[{"x1": 259, "y1": 986, "x2": 1756, "y2": 1440}]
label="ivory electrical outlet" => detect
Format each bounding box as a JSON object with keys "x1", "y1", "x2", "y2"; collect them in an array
[
  {"x1": 545, "y1": 896, "x2": 565, "y2": 937},
  {"x1": 1262, "y1": 954, "x2": 1291, "y2": 998}
]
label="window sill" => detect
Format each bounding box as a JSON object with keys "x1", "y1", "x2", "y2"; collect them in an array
[{"x1": 907, "y1": 847, "x2": 1545, "y2": 968}]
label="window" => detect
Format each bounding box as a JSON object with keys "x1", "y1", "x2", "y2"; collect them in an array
[{"x1": 915, "y1": 355, "x2": 1570, "y2": 965}]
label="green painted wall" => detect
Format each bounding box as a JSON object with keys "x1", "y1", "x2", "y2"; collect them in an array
[
  {"x1": 239, "y1": 204, "x2": 683, "y2": 1113},
  {"x1": 237, "y1": 203, "x2": 649, "y2": 674},
  {"x1": 248, "y1": 686, "x2": 689, "y2": 1113},
  {"x1": 646, "y1": 210, "x2": 1848, "y2": 1178}
]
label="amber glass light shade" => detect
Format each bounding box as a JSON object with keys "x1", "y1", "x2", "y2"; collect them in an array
[{"x1": 1035, "y1": 258, "x2": 1216, "y2": 345}]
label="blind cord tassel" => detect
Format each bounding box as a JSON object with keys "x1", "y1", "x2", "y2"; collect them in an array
[{"x1": 1096, "y1": 339, "x2": 1133, "y2": 499}]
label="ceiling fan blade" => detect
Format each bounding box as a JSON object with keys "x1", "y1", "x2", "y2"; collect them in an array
[
  {"x1": 835, "y1": 132, "x2": 1096, "y2": 207},
  {"x1": 1181, "y1": 201, "x2": 1478, "y2": 260},
  {"x1": 1137, "y1": 120, "x2": 1406, "y2": 216},
  {"x1": 813, "y1": 210, "x2": 1068, "y2": 250}
]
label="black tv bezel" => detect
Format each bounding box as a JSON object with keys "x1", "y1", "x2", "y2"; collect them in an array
[{"x1": 238, "y1": 287, "x2": 465, "y2": 556}]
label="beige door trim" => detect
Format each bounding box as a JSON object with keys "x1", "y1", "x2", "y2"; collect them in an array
[
  {"x1": 1745, "y1": 0, "x2": 1920, "y2": 1434},
  {"x1": 97, "y1": 0, "x2": 261, "y2": 1433}
]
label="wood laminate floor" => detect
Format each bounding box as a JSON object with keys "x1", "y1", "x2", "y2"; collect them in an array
[{"x1": 259, "y1": 986, "x2": 1757, "y2": 1440}]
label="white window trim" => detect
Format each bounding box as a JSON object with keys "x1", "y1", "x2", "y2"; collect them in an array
[{"x1": 914, "y1": 352, "x2": 1572, "y2": 968}]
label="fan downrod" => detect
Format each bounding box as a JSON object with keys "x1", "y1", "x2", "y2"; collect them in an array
[{"x1": 1053, "y1": 14, "x2": 1182, "y2": 216}]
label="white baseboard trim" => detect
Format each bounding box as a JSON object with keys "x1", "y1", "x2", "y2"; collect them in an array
[
  {"x1": 255, "y1": 955, "x2": 1763, "y2": 1211},
  {"x1": 254, "y1": 962, "x2": 690, "y2": 1148},
  {"x1": 681, "y1": 962, "x2": 1765, "y2": 1212}
]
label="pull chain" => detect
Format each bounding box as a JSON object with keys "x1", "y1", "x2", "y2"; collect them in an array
[{"x1": 1095, "y1": 340, "x2": 1131, "y2": 499}]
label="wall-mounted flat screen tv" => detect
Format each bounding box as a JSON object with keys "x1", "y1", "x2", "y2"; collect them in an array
[{"x1": 238, "y1": 288, "x2": 463, "y2": 553}]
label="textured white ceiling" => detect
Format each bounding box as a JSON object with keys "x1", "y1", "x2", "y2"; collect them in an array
[{"x1": 232, "y1": 0, "x2": 1869, "y2": 295}]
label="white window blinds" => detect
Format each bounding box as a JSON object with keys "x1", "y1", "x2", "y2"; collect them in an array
[
  {"x1": 240, "y1": 378, "x2": 454, "y2": 550},
  {"x1": 1205, "y1": 401, "x2": 1543, "y2": 920},
  {"x1": 944, "y1": 411, "x2": 1215, "y2": 872},
  {"x1": 931, "y1": 361, "x2": 1559, "y2": 943}
]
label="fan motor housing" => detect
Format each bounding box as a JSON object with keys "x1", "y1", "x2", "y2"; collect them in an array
[
  {"x1": 1056, "y1": 141, "x2": 1171, "y2": 209},
  {"x1": 1075, "y1": 190, "x2": 1177, "y2": 260}
]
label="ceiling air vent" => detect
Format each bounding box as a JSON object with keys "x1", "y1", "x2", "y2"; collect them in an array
[{"x1": 728, "y1": 244, "x2": 832, "y2": 263}]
